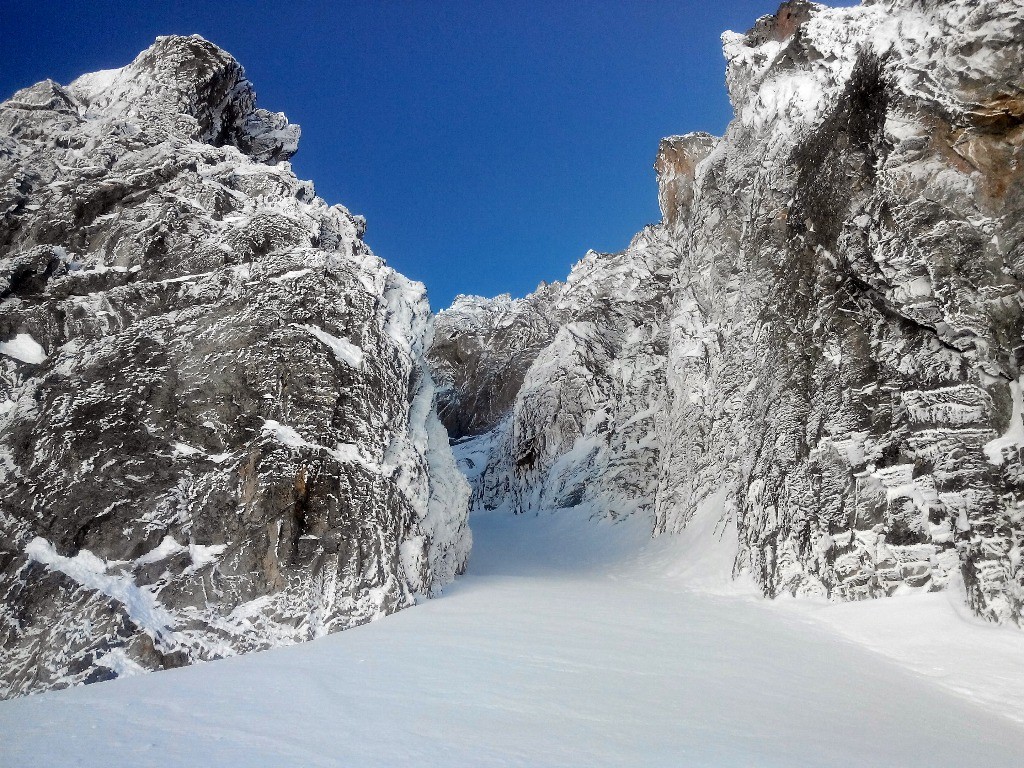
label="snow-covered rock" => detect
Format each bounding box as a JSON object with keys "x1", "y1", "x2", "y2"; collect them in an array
[
  {"x1": 431, "y1": 287, "x2": 563, "y2": 439},
  {"x1": 431, "y1": 133, "x2": 716, "y2": 522},
  {"x1": 0, "y1": 35, "x2": 470, "y2": 698},
  {"x1": 660, "y1": 0, "x2": 1024, "y2": 622},
  {"x1": 462, "y1": 226, "x2": 685, "y2": 522},
  {"x1": 432, "y1": 0, "x2": 1024, "y2": 624}
]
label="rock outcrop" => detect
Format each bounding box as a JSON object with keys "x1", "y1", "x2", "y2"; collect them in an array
[
  {"x1": 654, "y1": 132, "x2": 718, "y2": 237},
  {"x1": 431, "y1": 0, "x2": 1024, "y2": 624},
  {"x1": 0, "y1": 35, "x2": 470, "y2": 698},
  {"x1": 431, "y1": 286, "x2": 562, "y2": 439},
  {"x1": 432, "y1": 132, "x2": 716, "y2": 520}
]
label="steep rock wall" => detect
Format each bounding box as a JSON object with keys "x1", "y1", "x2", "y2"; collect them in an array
[
  {"x1": 0, "y1": 36, "x2": 470, "y2": 698},
  {"x1": 657, "y1": 0, "x2": 1024, "y2": 622},
  {"x1": 431, "y1": 0, "x2": 1024, "y2": 624},
  {"x1": 431, "y1": 285, "x2": 563, "y2": 439}
]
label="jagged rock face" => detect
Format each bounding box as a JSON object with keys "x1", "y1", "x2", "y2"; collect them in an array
[
  {"x1": 657, "y1": 0, "x2": 1024, "y2": 622},
  {"x1": 432, "y1": 239, "x2": 691, "y2": 526},
  {"x1": 0, "y1": 35, "x2": 470, "y2": 698},
  {"x1": 430, "y1": 286, "x2": 562, "y2": 439},
  {"x1": 466, "y1": 226, "x2": 684, "y2": 520},
  {"x1": 433, "y1": 1, "x2": 1024, "y2": 624}
]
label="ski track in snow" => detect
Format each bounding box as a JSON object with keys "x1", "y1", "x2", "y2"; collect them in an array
[{"x1": 2, "y1": 506, "x2": 1024, "y2": 767}]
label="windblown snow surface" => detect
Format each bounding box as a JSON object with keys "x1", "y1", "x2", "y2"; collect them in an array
[{"x1": 3, "y1": 476, "x2": 1024, "y2": 767}]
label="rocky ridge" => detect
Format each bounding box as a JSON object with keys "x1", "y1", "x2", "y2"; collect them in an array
[
  {"x1": 433, "y1": 132, "x2": 716, "y2": 522},
  {"x1": 0, "y1": 35, "x2": 470, "y2": 698},
  {"x1": 430, "y1": 0, "x2": 1024, "y2": 623}
]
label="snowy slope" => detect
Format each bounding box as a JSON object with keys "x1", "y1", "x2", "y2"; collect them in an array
[{"x1": 2, "y1": 506, "x2": 1023, "y2": 768}]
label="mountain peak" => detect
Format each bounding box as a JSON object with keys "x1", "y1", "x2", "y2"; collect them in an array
[{"x1": 66, "y1": 34, "x2": 300, "y2": 164}]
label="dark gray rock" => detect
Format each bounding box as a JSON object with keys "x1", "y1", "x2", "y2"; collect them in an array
[
  {"x1": 430, "y1": 286, "x2": 562, "y2": 439},
  {"x1": 0, "y1": 35, "x2": 469, "y2": 698}
]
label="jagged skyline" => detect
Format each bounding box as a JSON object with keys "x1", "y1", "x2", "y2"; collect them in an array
[{"x1": 2, "y1": 0, "x2": 857, "y2": 309}]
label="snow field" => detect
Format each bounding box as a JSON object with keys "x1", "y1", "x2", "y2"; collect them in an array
[{"x1": 3, "y1": 504, "x2": 1024, "y2": 767}]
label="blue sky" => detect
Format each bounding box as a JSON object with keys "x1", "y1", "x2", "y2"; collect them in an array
[{"x1": 4, "y1": 1, "x2": 853, "y2": 309}]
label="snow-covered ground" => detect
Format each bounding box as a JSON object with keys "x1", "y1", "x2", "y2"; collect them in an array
[{"x1": 3, "y1": 505, "x2": 1024, "y2": 767}]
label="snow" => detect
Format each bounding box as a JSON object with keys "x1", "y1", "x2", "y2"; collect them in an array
[
  {"x1": 5, "y1": 508, "x2": 1024, "y2": 767},
  {"x1": 95, "y1": 649, "x2": 147, "y2": 679},
  {"x1": 171, "y1": 441, "x2": 203, "y2": 457},
  {"x1": 984, "y1": 375, "x2": 1024, "y2": 465},
  {"x1": 788, "y1": 584, "x2": 1024, "y2": 726},
  {"x1": 260, "y1": 418, "x2": 308, "y2": 449},
  {"x1": 171, "y1": 441, "x2": 232, "y2": 464},
  {"x1": 134, "y1": 534, "x2": 186, "y2": 566},
  {"x1": 157, "y1": 270, "x2": 216, "y2": 285},
  {"x1": 0, "y1": 332, "x2": 47, "y2": 364},
  {"x1": 452, "y1": 430, "x2": 498, "y2": 482},
  {"x1": 68, "y1": 66, "x2": 123, "y2": 103},
  {"x1": 271, "y1": 267, "x2": 312, "y2": 282},
  {"x1": 262, "y1": 418, "x2": 384, "y2": 474},
  {"x1": 298, "y1": 323, "x2": 364, "y2": 368},
  {"x1": 417, "y1": 409, "x2": 472, "y2": 588},
  {"x1": 24, "y1": 538, "x2": 178, "y2": 643},
  {"x1": 332, "y1": 441, "x2": 384, "y2": 474},
  {"x1": 188, "y1": 543, "x2": 226, "y2": 570}
]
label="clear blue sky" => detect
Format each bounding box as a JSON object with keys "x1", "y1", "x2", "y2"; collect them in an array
[{"x1": 3, "y1": 1, "x2": 854, "y2": 310}]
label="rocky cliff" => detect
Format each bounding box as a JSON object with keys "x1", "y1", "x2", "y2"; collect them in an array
[
  {"x1": 431, "y1": 0, "x2": 1024, "y2": 624},
  {"x1": 431, "y1": 286, "x2": 563, "y2": 440},
  {"x1": 0, "y1": 35, "x2": 470, "y2": 698}
]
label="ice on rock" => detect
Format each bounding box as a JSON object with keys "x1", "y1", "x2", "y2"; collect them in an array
[
  {"x1": 298, "y1": 323, "x2": 365, "y2": 368},
  {"x1": 983, "y1": 376, "x2": 1024, "y2": 466}
]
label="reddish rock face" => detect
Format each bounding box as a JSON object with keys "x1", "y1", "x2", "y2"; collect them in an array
[
  {"x1": 744, "y1": 0, "x2": 816, "y2": 46},
  {"x1": 654, "y1": 132, "x2": 718, "y2": 236}
]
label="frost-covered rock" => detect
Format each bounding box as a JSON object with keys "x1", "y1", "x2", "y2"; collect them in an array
[
  {"x1": 430, "y1": 287, "x2": 563, "y2": 439},
  {"x1": 433, "y1": 0, "x2": 1024, "y2": 624},
  {"x1": 0, "y1": 35, "x2": 469, "y2": 698},
  {"x1": 658, "y1": 0, "x2": 1024, "y2": 622},
  {"x1": 460, "y1": 226, "x2": 686, "y2": 521},
  {"x1": 430, "y1": 134, "x2": 716, "y2": 522}
]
